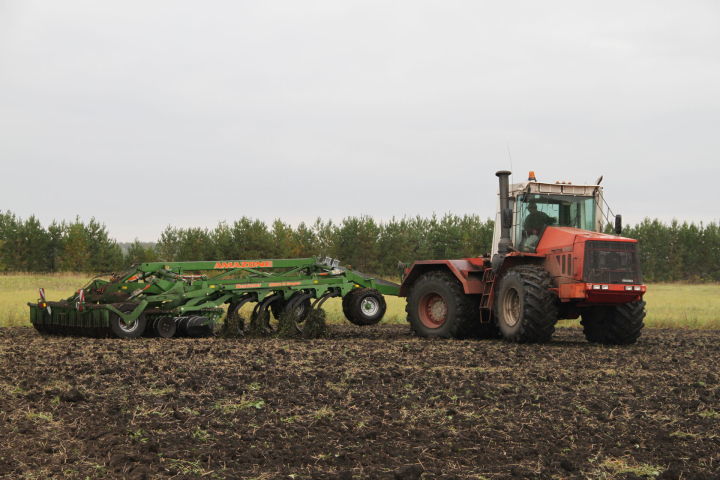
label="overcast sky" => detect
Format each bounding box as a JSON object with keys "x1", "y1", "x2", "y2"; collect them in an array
[{"x1": 1, "y1": 1, "x2": 719, "y2": 241}]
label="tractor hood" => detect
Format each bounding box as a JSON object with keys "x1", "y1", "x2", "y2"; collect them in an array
[
  {"x1": 535, "y1": 226, "x2": 643, "y2": 286},
  {"x1": 535, "y1": 226, "x2": 637, "y2": 254}
]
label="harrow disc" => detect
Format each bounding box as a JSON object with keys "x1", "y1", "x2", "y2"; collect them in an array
[
  {"x1": 177, "y1": 315, "x2": 215, "y2": 337},
  {"x1": 223, "y1": 294, "x2": 257, "y2": 336},
  {"x1": 153, "y1": 317, "x2": 176, "y2": 338},
  {"x1": 278, "y1": 292, "x2": 314, "y2": 336},
  {"x1": 248, "y1": 293, "x2": 283, "y2": 335}
]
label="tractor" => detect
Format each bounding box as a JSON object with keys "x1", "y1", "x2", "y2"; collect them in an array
[{"x1": 400, "y1": 170, "x2": 646, "y2": 344}]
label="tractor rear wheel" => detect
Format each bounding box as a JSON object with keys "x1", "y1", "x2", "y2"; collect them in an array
[
  {"x1": 406, "y1": 271, "x2": 478, "y2": 338},
  {"x1": 342, "y1": 288, "x2": 386, "y2": 326},
  {"x1": 580, "y1": 301, "x2": 645, "y2": 345},
  {"x1": 495, "y1": 265, "x2": 557, "y2": 343}
]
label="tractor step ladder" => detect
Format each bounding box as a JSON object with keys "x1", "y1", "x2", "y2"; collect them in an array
[{"x1": 479, "y1": 268, "x2": 495, "y2": 323}]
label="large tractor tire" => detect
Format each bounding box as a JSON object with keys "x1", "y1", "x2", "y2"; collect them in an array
[
  {"x1": 580, "y1": 301, "x2": 646, "y2": 345},
  {"x1": 342, "y1": 288, "x2": 386, "y2": 326},
  {"x1": 495, "y1": 265, "x2": 557, "y2": 343},
  {"x1": 406, "y1": 271, "x2": 478, "y2": 338}
]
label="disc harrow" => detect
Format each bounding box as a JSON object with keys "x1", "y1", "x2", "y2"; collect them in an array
[{"x1": 28, "y1": 257, "x2": 399, "y2": 339}]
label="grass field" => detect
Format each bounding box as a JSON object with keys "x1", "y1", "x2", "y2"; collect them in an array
[{"x1": 1, "y1": 273, "x2": 718, "y2": 329}]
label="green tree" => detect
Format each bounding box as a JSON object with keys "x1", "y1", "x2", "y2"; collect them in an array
[
  {"x1": 211, "y1": 222, "x2": 235, "y2": 259},
  {"x1": 156, "y1": 227, "x2": 182, "y2": 261},
  {"x1": 57, "y1": 221, "x2": 90, "y2": 272},
  {"x1": 126, "y1": 240, "x2": 158, "y2": 264},
  {"x1": 271, "y1": 219, "x2": 295, "y2": 258},
  {"x1": 332, "y1": 216, "x2": 380, "y2": 271},
  {"x1": 231, "y1": 218, "x2": 273, "y2": 259},
  {"x1": 177, "y1": 227, "x2": 213, "y2": 261},
  {"x1": 292, "y1": 222, "x2": 318, "y2": 257},
  {"x1": 84, "y1": 218, "x2": 124, "y2": 272}
]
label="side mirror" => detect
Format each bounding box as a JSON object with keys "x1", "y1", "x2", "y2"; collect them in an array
[
  {"x1": 614, "y1": 214, "x2": 622, "y2": 235},
  {"x1": 501, "y1": 208, "x2": 513, "y2": 229}
]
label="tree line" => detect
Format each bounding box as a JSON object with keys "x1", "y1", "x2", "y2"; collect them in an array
[{"x1": 0, "y1": 211, "x2": 718, "y2": 282}]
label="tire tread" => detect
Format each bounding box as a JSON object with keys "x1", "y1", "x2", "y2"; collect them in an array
[{"x1": 406, "y1": 271, "x2": 479, "y2": 338}]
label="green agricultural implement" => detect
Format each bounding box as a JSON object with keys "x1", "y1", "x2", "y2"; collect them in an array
[{"x1": 28, "y1": 257, "x2": 399, "y2": 339}]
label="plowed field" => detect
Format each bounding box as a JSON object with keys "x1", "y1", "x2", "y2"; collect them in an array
[{"x1": 1, "y1": 326, "x2": 718, "y2": 479}]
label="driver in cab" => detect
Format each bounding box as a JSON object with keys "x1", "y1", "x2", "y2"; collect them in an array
[{"x1": 523, "y1": 201, "x2": 556, "y2": 250}]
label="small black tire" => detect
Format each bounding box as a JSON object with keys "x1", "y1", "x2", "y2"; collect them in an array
[
  {"x1": 153, "y1": 317, "x2": 177, "y2": 338},
  {"x1": 406, "y1": 271, "x2": 478, "y2": 338},
  {"x1": 110, "y1": 313, "x2": 147, "y2": 339},
  {"x1": 342, "y1": 288, "x2": 386, "y2": 326},
  {"x1": 495, "y1": 265, "x2": 557, "y2": 343},
  {"x1": 580, "y1": 301, "x2": 646, "y2": 345}
]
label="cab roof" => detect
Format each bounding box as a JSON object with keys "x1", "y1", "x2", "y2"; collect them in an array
[{"x1": 509, "y1": 181, "x2": 602, "y2": 198}]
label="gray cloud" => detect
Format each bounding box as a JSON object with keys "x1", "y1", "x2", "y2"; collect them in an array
[{"x1": 1, "y1": 0, "x2": 719, "y2": 240}]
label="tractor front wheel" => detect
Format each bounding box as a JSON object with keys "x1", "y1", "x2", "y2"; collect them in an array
[
  {"x1": 580, "y1": 301, "x2": 645, "y2": 345},
  {"x1": 495, "y1": 265, "x2": 557, "y2": 343},
  {"x1": 406, "y1": 271, "x2": 478, "y2": 338}
]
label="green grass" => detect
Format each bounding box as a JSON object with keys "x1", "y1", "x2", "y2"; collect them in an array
[
  {"x1": 640, "y1": 283, "x2": 720, "y2": 329},
  {"x1": 0, "y1": 273, "x2": 91, "y2": 327},
  {"x1": 1, "y1": 273, "x2": 718, "y2": 329}
]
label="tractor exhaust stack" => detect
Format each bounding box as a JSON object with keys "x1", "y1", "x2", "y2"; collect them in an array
[{"x1": 495, "y1": 170, "x2": 512, "y2": 255}]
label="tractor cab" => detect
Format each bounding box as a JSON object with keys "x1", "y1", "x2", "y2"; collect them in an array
[
  {"x1": 515, "y1": 191, "x2": 598, "y2": 252},
  {"x1": 492, "y1": 172, "x2": 609, "y2": 256}
]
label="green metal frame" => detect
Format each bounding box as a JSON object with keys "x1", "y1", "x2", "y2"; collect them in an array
[{"x1": 29, "y1": 257, "x2": 400, "y2": 330}]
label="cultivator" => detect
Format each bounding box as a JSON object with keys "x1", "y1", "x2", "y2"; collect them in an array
[{"x1": 28, "y1": 258, "x2": 399, "y2": 339}]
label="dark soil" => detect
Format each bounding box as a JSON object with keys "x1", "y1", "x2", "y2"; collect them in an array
[{"x1": 0, "y1": 325, "x2": 718, "y2": 479}]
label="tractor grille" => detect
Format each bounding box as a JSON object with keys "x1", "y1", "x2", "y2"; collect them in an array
[{"x1": 583, "y1": 240, "x2": 643, "y2": 284}]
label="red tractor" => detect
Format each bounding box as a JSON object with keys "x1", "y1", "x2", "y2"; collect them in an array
[{"x1": 400, "y1": 170, "x2": 646, "y2": 344}]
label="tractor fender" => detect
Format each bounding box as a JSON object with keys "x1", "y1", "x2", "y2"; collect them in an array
[
  {"x1": 400, "y1": 260, "x2": 486, "y2": 296},
  {"x1": 494, "y1": 253, "x2": 545, "y2": 278}
]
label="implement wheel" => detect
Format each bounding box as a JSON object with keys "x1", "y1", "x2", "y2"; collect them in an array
[
  {"x1": 110, "y1": 312, "x2": 147, "y2": 339},
  {"x1": 342, "y1": 288, "x2": 386, "y2": 326},
  {"x1": 580, "y1": 301, "x2": 646, "y2": 345},
  {"x1": 495, "y1": 265, "x2": 557, "y2": 343},
  {"x1": 406, "y1": 271, "x2": 478, "y2": 338}
]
